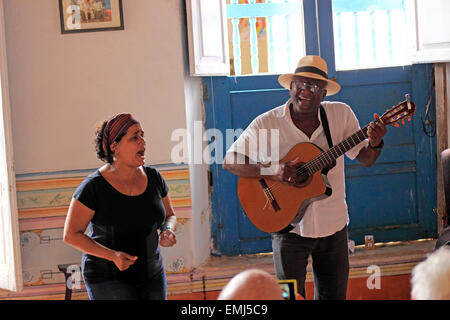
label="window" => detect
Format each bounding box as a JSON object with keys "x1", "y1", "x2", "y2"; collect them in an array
[
  {"x1": 187, "y1": 0, "x2": 450, "y2": 76},
  {"x1": 226, "y1": 0, "x2": 305, "y2": 76},
  {"x1": 332, "y1": 0, "x2": 412, "y2": 70}
]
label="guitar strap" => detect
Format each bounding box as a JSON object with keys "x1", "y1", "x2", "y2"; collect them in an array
[
  {"x1": 319, "y1": 104, "x2": 333, "y2": 148},
  {"x1": 319, "y1": 104, "x2": 336, "y2": 175}
]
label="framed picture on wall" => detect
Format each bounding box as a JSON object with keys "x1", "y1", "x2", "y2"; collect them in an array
[{"x1": 59, "y1": 0, "x2": 124, "y2": 34}]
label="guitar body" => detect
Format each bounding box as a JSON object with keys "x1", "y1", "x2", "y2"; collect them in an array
[{"x1": 237, "y1": 142, "x2": 332, "y2": 233}]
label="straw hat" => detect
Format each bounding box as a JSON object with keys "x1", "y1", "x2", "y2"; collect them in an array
[{"x1": 278, "y1": 55, "x2": 341, "y2": 96}]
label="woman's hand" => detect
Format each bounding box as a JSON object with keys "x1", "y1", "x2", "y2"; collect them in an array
[
  {"x1": 159, "y1": 229, "x2": 176, "y2": 247},
  {"x1": 161, "y1": 195, "x2": 177, "y2": 247},
  {"x1": 111, "y1": 251, "x2": 138, "y2": 271}
]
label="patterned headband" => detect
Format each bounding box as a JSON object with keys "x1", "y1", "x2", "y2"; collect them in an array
[{"x1": 102, "y1": 113, "x2": 140, "y2": 155}]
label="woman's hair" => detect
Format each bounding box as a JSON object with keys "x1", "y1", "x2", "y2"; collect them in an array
[{"x1": 94, "y1": 120, "x2": 127, "y2": 164}]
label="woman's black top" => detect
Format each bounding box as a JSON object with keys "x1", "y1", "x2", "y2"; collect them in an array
[{"x1": 73, "y1": 165, "x2": 168, "y2": 284}]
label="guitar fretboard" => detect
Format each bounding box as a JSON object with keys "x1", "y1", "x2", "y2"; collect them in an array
[{"x1": 301, "y1": 125, "x2": 370, "y2": 175}]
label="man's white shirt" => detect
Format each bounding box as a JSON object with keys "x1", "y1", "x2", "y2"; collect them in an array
[{"x1": 226, "y1": 100, "x2": 369, "y2": 238}]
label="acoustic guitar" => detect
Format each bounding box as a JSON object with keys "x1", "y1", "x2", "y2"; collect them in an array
[{"x1": 237, "y1": 95, "x2": 416, "y2": 233}]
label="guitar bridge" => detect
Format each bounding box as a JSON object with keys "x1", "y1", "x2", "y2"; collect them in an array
[{"x1": 259, "y1": 179, "x2": 280, "y2": 212}]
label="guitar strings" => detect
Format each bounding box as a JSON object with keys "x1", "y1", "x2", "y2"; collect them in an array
[
  {"x1": 263, "y1": 125, "x2": 371, "y2": 195},
  {"x1": 266, "y1": 147, "x2": 348, "y2": 194},
  {"x1": 265, "y1": 165, "x2": 310, "y2": 195},
  {"x1": 259, "y1": 119, "x2": 383, "y2": 198},
  {"x1": 263, "y1": 142, "x2": 345, "y2": 195}
]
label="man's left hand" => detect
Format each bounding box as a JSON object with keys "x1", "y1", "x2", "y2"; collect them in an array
[{"x1": 367, "y1": 113, "x2": 387, "y2": 148}]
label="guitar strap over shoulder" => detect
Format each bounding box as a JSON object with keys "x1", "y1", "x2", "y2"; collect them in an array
[
  {"x1": 319, "y1": 104, "x2": 336, "y2": 175},
  {"x1": 319, "y1": 104, "x2": 333, "y2": 148}
]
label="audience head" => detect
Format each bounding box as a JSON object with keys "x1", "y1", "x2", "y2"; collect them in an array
[
  {"x1": 217, "y1": 269, "x2": 283, "y2": 300},
  {"x1": 410, "y1": 246, "x2": 450, "y2": 300},
  {"x1": 435, "y1": 226, "x2": 450, "y2": 250}
]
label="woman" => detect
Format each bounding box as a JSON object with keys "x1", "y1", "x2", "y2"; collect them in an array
[{"x1": 63, "y1": 113, "x2": 177, "y2": 300}]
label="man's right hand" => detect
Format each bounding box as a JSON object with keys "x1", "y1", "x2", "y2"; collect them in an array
[
  {"x1": 223, "y1": 152, "x2": 298, "y2": 184},
  {"x1": 270, "y1": 160, "x2": 298, "y2": 184}
]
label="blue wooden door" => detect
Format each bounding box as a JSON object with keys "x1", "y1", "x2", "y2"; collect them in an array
[{"x1": 205, "y1": 0, "x2": 437, "y2": 256}]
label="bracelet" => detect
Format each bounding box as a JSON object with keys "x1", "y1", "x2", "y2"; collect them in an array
[
  {"x1": 161, "y1": 224, "x2": 174, "y2": 233},
  {"x1": 369, "y1": 139, "x2": 384, "y2": 150}
]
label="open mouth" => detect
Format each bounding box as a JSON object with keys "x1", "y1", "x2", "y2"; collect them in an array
[
  {"x1": 299, "y1": 96, "x2": 312, "y2": 101},
  {"x1": 137, "y1": 150, "x2": 145, "y2": 158}
]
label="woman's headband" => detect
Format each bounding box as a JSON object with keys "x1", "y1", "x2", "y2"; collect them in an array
[{"x1": 102, "y1": 113, "x2": 139, "y2": 155}]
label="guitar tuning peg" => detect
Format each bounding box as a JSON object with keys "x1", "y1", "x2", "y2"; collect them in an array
[
  {"x1": 408, "y1": 117, "x2": 411, "y2": 122},
  {"x1": 394, "y1": 123, "x2": 400, "y2": 128},
  {"x1": 402, "y1": 120, "x2": 405, "y2": 125}
]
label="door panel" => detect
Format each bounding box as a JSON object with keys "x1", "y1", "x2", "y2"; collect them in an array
[{"x1": 346, "y1": 173, "x2": 418, "y2": 228}]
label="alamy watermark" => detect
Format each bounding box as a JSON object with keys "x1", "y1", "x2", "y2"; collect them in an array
[
  {"x1": 366, "y1": 265, "x2": 381, "y2": 290},
  {"x1": 64, "y1": 4, "x2": 82, "y2": 30},
  {"x1": 65, "y1": 264, "x2": 82, "y2": 290},
  {"x1": 170, "y1": 121, "x2": 280, "y2": 174}
]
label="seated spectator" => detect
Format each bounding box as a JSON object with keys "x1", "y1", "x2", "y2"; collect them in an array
[
  {"x1": 434, "y1": 226, "x2": 450, "y2": 250},
  {"x1": 410, "y1": 246, "x2": 450, "y2": 300},
  {"x1": 217, "y1": 269, "x2": 283, "y2": 300}
]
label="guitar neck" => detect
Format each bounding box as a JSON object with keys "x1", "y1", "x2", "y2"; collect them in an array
[{"x1": 303, "y1": 125, "x2": 370, "y2": 175}]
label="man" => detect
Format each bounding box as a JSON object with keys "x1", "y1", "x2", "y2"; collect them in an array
[{"x1": 222, "y1": 55, "x2": 387, "y2": 300}]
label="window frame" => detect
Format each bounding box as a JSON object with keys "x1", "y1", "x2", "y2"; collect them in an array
[{"x1": 0, "y1": 0, "x2": 23, "y2": 293}]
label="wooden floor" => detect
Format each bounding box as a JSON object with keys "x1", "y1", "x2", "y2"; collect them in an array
[
  {"x1": 0, "y1": 239, "x2": 436, "y2": 300},
  {"x1": 166, "y1": 239, "x2": 436, "y2": 300}
]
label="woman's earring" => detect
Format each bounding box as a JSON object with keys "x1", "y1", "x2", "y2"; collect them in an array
[{"x1": 110, "y1": 142, "x2": 118, "y2": 154}]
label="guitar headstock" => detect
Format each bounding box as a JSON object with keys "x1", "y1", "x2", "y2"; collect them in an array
[{"x1": 379, "y1": 94, "x2": 416, "y2": 127}]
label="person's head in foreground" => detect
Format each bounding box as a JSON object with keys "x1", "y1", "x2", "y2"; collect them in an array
[
  {"x1": 217, "y1": 269, "x2": 283, "y2": 300},
  {"x1": 410, "y1": 245, "x2": 450, "y2": 300}
]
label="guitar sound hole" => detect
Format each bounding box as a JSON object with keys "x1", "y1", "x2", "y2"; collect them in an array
[
  {"x1": 292, "y1": 164, "x2": 312, "y2": 187},
  {"x1": 295, "y1": 172, "x2": 309, "y2": 184}
]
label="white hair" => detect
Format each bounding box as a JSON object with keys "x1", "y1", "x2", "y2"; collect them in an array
[{"x1": 410, "y1": 246, "x2": 450, "y2": 300}]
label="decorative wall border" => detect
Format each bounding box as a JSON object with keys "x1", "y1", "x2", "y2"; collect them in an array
[
  {"x1": 0, "y1": 164, "x2": 193, "y2": 299},
  {"x1": 16, "y1": 165, "x2": 193, "y2": 223}
]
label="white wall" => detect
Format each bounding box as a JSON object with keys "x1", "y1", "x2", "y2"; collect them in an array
[
  {"x1": 2, "y1": 0, "x2": 212, "y2": 273},
  {"x1": 4, "y1": 0, "x2": 187, "y2": 174}
]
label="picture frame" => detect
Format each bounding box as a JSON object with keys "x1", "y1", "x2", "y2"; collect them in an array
[{"x1": 59, "y1": 0, "x2": 124, "y2": 34}]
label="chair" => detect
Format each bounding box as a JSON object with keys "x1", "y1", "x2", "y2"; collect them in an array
[
  {"x1": 58, "y1": 263, "x2": 82, "y2": 300},
  {"x1": 442, "y1": 148, "x2": 450, "y2": 227}
]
